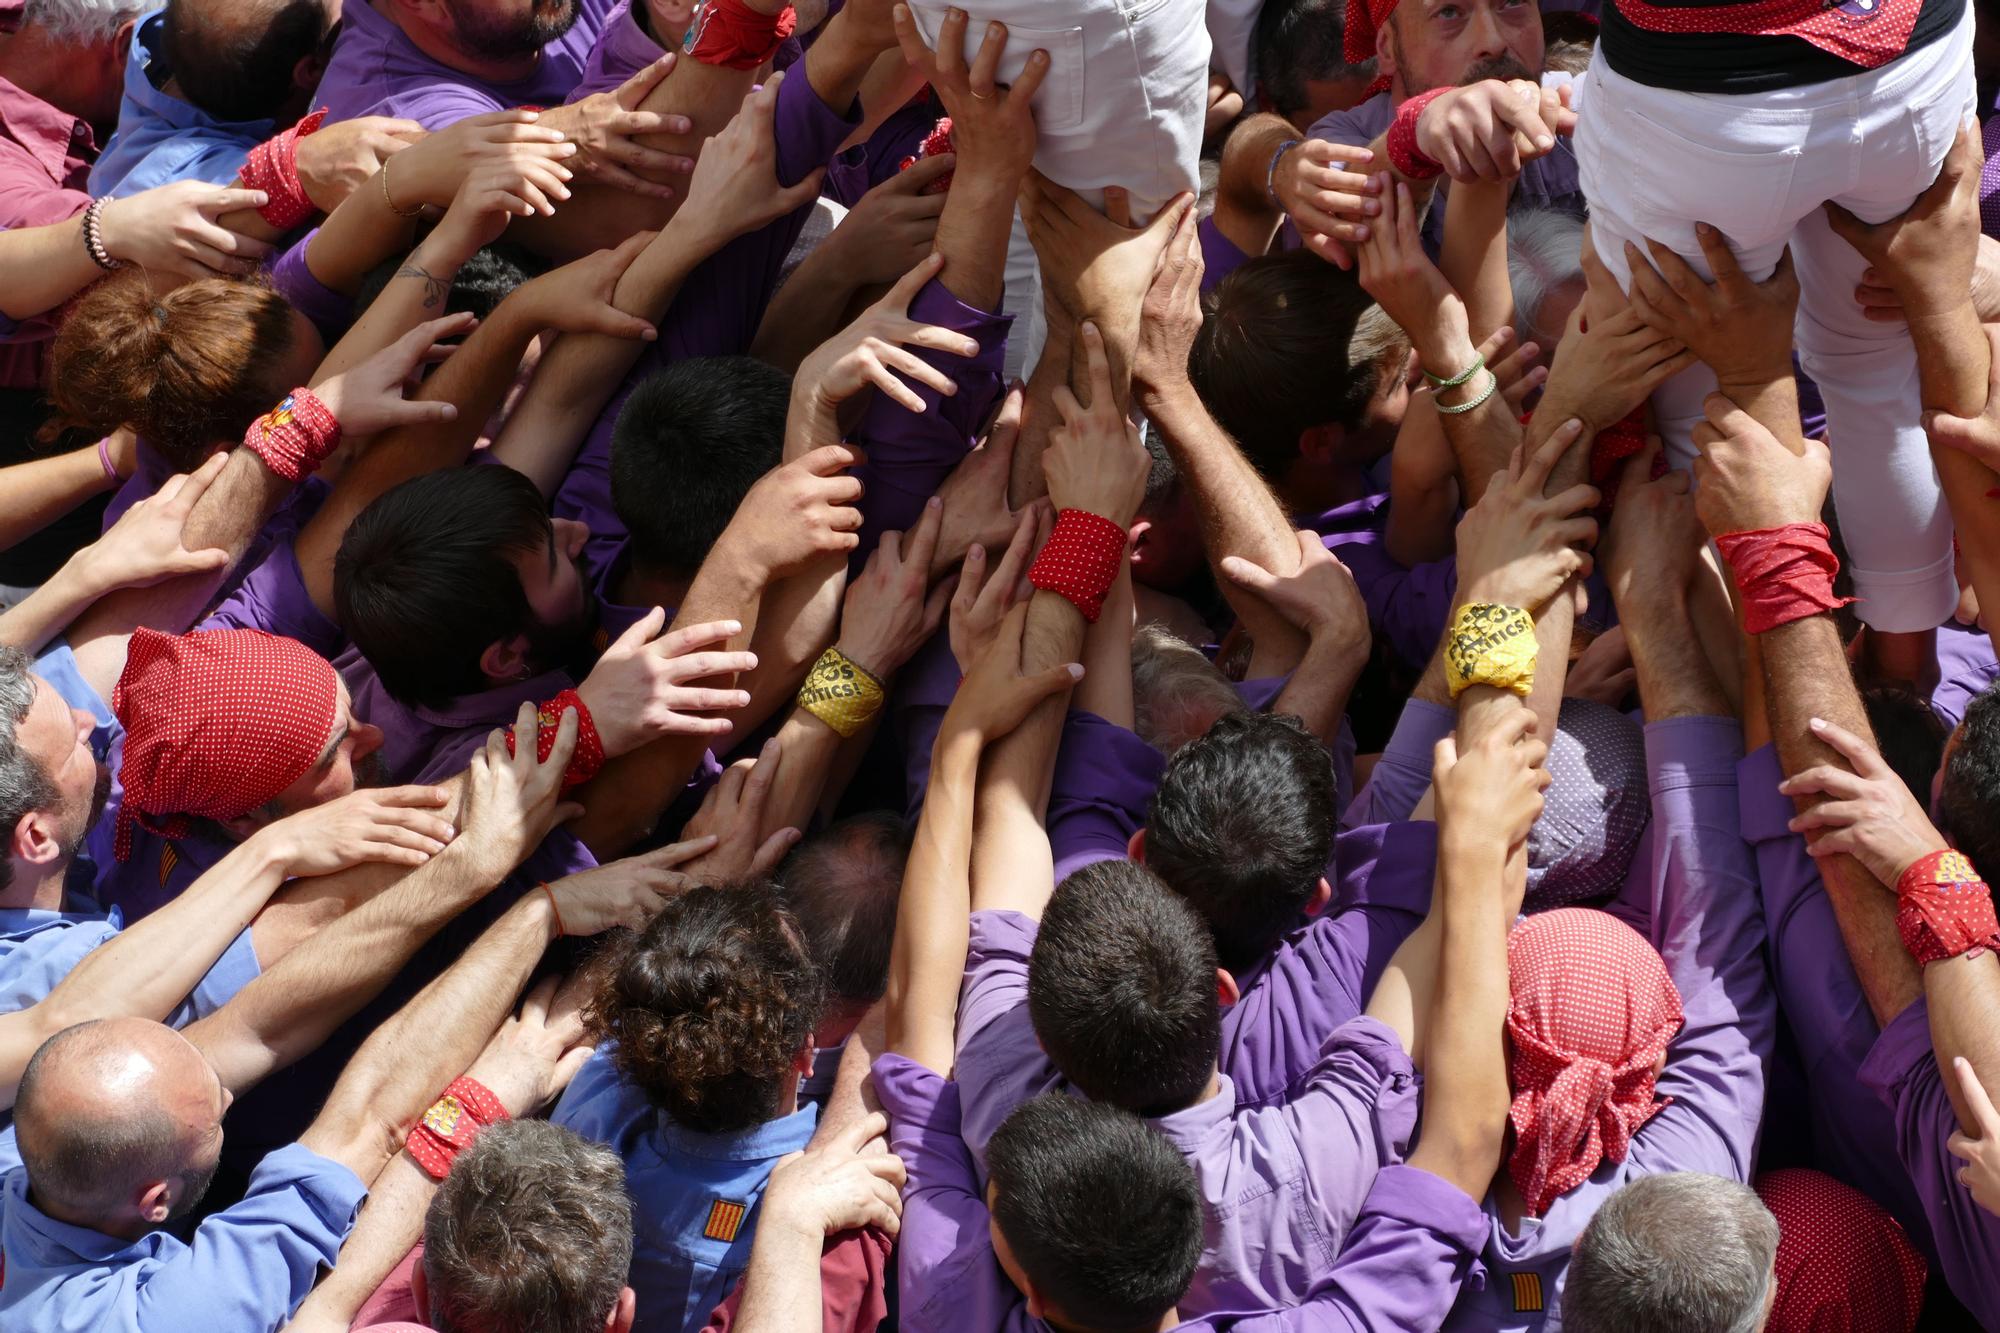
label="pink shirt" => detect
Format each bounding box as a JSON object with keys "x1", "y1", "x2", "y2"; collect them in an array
[{"x1": 0, "y1": 72, "x2": 93, "y2": 387}]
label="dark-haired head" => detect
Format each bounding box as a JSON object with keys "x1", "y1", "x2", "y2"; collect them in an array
[
  {"x1": 1028, "y1": 859, "x2": 1220, "y2": 1117},
  {"x1": 1253, "y1": 0, "x2": 1379, "y2": 125},
  {"x1": 1190, "y1": 251, "x2": 1409, "y2": 499},
  {"x1": 335, "y1": 465, "x2": 595, "y2": 709},
  {"x1": 774, "y1": 811, "x2": 910, "y2": 1032},
  {"x1": 1939, "y1": 684, "x2": 2000, "y2": 884},
  {"x1": 162, "y1": 0, "x2": 338, "y2": 126},
  {"x1": 47, "y1": 271, "x2": 322, "y2": 471},
  {"x1": 987, "y1": 1095, "x2": 1203, "y2": 1332},
  {"x1": 1143, "y1": 711, "x2": 1334, "y2": 973},
  {"x1": 356, "y1": 240, "x2": 551, "y2": 322},
  {"x1": 612, "y1": 357, "x2": 790, "y2": 582},
  {"x1": 587, "y1": 881, "x2": 825, "y2": 1133},
  {"x1": 1861, "y1": 684, "x2": 1948, "y2": 811}
]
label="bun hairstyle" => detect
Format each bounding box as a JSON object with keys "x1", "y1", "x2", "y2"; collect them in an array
[
  {"x1": 586, "y1": 881, "x2": 826, "y2": 1134},
  {"x1": 46, "y1": 270, "x2": 302, "y2": 470}
]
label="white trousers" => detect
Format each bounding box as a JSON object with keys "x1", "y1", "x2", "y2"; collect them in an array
[
  {"x1": 904, "y1": 0, "x2": 1210, "y2": 377},
  {"x1": 1577, "y1": 2, "x2": 1977, "y2": 631}
]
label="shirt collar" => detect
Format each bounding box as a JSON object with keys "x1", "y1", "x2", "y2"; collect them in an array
[
  {"x1": 120, "y1": 12, "x2": 277, "y2": 135},
  {"x1": 2, "y1": 1167, "x2": 174, "y2": 1270},
  {"x1": 1145, "y1": 1072, "x2": 1238, "y2": 1152},
  {"x1": 0, "y1": 74, "x2": 94, "y2": 185}
]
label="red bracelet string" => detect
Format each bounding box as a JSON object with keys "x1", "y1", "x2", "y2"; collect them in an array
[
  {"x1": 1386, "y1": 88, "x2": 1450, "y2": 181},
  {"x1": 240, "y1": 108, "x2": 327, "y2": 231},
  {"x1": 504, "y1": 688, "x2": 607, "y2": 790},
  {"x1": 687, "y1": 0, "x2": 796, "y2": 69},
  {"x1": 1895, "y1": 849, "x2": 2000, "y2": 966},
  {"x1": 1712, "y1": 522, "x2": 1854, "y2": 634},
  {"x1": 406, "y1": 1075, "x2": 510, "y2": 1181},
  {"x1": 243, "y1": 387, "x2": 342, "y2": 483},
  {"x1": 1588, "y1": 408, "x2": 1662, "y2": 516},
  {"x1": 1028, "y1": 509, "x2": 1127, "y2": 624}
]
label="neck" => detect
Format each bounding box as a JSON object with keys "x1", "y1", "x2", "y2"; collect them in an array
[
  {"x1": 0, "y1": 860, "x2": 71, "y2": 913},
  {"x1": 26, "y1": 1183, "x2": 144, "y2": 1240},
  {"x1": 1280, "y1": 461, "x2": 1373, "y2": 517},
  {"x1": 372, "y1": 0, "x2": 545, "y2": 85},
  {"x1": 0, "y1": 32, "x2": 92, "y2": 118}
]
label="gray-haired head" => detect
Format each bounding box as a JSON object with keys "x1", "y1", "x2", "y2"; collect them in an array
[
  {"x1": 1563, "y1": 1172, "x2": 1778, "y2": 1333},
  {"x1": 1132, "y1": 624, "x2": 1246, "y2": 758},
  {"x1": 0, "y1": 647, "x2": 55, "y2": 893},
  {"x1": 1524, "y1": 697, "x2": 1651, "y2": 912},
  {"x1": 22, "y1": 0, "x2": 143, "y2": 44},
  {"x1": 425, "y1": 1119, "x2": 635, "y2": 1333},
  {"x1": 1507, "y1": 206, "x2": 1587, "y2": 348}
]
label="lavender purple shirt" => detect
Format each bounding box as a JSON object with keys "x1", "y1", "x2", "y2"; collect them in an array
[
  {"x1": 1442, "y1": 717, "x2": 1774, "y2": 1332},
  {"x1": 952, "y1": 908, "x2": 1421, "y2": 1319},
  {"x1": 1859, "y1": 997, "x2": 2000, "y2": 1330},
  {"x1": 1303, "y1": 495, "x2": 1455, "y2": 676},
  {"x1": 314, "y1": 0, "x2": 616, "y2": 128},
  {"x1": 1932, "y1": 623, "x2": 1998, "y2": 728},
  {"x1": 874, "y1": 1053, "x2": 1481, "y2": 1332}
]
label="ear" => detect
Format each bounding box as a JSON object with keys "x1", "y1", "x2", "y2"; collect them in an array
[
  {"x1": 1298, "y1": 422, "x2": 1346, "y2": 466},
  {"x1": 792, "y1": 1041, "x2": 817, "y2": 1077},
  {"x1": 608, "y1": 1286, "x2": 637, "y2": 1333},
  {"x1": 218, "y1": 811, "x2": 271, "y2": 843},
  {"x1": 411, "y1": 1259, "x2": 431, "y2": 1321},
  {"x1": 114, "y1": 15, "x2": 137, "y2": 58},
  {"x1": 1216, "y1": 968, "x2": 1241, "y2": 1008},
  {"x1": 292, "y1": 51, "x2": 329, "y2": 93},
  {"x1": 479, "y1": 634, "x2": 533, "y2": 684},
  {"x1": 1374, "y1": 13, "x2": 1398, "y2": 75},
  {"x1": 12, "y1": 809, "x2": 63, "y2": 871},
  {"x1": 1128, "y1": 518, "x2": 1153, "y2": 550},
  {"x1": 136, "y1": 1177, "x2": 174, "y2": 1225},
  {"x1": 1304, "y1": 876, "x2": 1332, "y2": 918},
  {"x1": 1127, "y1": 827, "x2": 1146, "y2": 863}
]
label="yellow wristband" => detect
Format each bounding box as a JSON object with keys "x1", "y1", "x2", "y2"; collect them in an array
[
  {"x1": 797, "y1": 647, "x2": 885, "y2": 738},
  {"x1": 1444, "y1": 602, "x2": 1537, "y2": 699}
]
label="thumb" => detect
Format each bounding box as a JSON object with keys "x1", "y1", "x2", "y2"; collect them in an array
[
  {"x1": 1822, "y1": 198, "x2": 1865, "y2": 243},
  {"x1": 775, "y1": 166, "x2": 829, "y2": 213},
  {"x1": 1029, "y1": 662, "x2": 1085, "y2": 699},
  {"x1": 388, "y1": 399, "x2": 459, "y2": 425},
  {"x1": 175, "y1": 546, "x2": 234, "y2": 574},
  {"x1": 1924, "y1": 409, "x2": 1985, "y2": 452},
  {"x1": 1218, "y1": 554, "x2": 1274, "y2": 593}
]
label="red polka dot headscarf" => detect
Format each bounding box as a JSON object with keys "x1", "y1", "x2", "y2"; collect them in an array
[
  {"x1": 1505, "y1": 908, "x2": 1684, "y2": 1216},
  {"x1": 112, "y1": 627, "x2": 339, "y2": 860},
  {"x1": 1342, "y1": 0, "x2": 1405, "y2": 65},
  {"x1": 1756, "y1": 1168, "x2": 1927, "y2": 1333}
]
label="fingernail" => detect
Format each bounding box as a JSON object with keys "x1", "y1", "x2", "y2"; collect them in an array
[
  {"x1": 927, "y1": 495, "x2": 942, "y2": 509},
  {"x1": 968, "y1": 543, "x2": 984, "y2": 559},
  {"x1": 1065, "y1": 663, "x2": 1085, "y2": 679},
  {"x1": 1810, "y1": 716, "x2": 1827, "y2": 731},
  {"x1": 1536, "y1": 135, "x2": 1554, "y2": 150}
]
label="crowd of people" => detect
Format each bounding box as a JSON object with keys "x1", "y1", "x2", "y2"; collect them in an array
[{"x1": 1, "y1": 0, "x2": 1999, "y2": 1326}]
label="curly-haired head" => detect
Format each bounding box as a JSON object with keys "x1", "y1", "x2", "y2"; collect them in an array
[{"x1": 586, "y1": 881, "x2": 825, "y2": 1133}]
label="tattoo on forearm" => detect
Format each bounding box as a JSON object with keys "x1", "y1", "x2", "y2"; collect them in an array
[{"x1": 395, "y1": 262, "x2": 449, "y2": 310}]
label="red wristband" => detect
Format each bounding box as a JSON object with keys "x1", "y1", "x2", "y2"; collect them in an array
[
  {"x1": 1028, "y1": 509, "x2": 1127, "y2": 624},
  {"x1": 897, "y1": 117, "x2": 955, "y2": 194},
  {"x1": 1387, "y1": 88, "x2": 1449, "y2": 182},
  {"x1": 1896, "y1": 849, "x2": 2000, "y2": 966},
  {"x1": 1588, "y1": 408, "x2": 1661, "y2": 514},
  {"x1": 240, "y1": 108, "x2": 327, "y2": 231},
  {"x1": 504, "y1": 687, "x2": 607, "y2": 790},
  {"x1": 406, "y1": 1075, "x2": 510, "y2": 1181},
  {"x1": 1712, "y1": 522, "x2": 1855, "y2": 634},
  {"x1": 687, "y1": 0, "x2": 796, "y2": 69},
  {"x1": 243, "y1": 387, "x2": 342, "y2": 483}
]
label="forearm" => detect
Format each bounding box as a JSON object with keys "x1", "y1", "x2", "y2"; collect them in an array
[
  {"x1": 968, "y1": 591, "x2": 1084, "y2": 900},
  {"x1": 750, "y1": 246, "x2": 867, "y2": 373},
  {"x1": 1385, "y1": 405, "x2": 1463, "y2": 568},
  {"x1": 762, "y1": 707, "x2": 847, "y2": 839},
  {"x1": 728, "y1": 1218, "x2": 827, "y2": 1333},
  {"x1": 287, "y1": 1153, "x2": 435, "y2": 1333},
  {"x1": 303, "y1": 172, "x2": 423, "y2": 297},
  {"x1": 1142, "y1": 379, "x2": 1307, "y2": 660},
  {"x1": 0, "y1": 445, "x2": 116, "y2": 552},
  {"x1": 184, "y1": 843, "x2": 506, "y2": 1095},
  {"x1": 1007, "y1": 304, "x2": 1074, "y2": 506},
  {"x1": 1214, "y1": 115, "x2": 1290, "y2": 256},
  {"x1": 1273, "y1": 628, "x2": 1365, "y2": 744},
  {"x1": 0, "y1": 213, "x2": 101, "y2": 320},
  {"x1": 932, "y1": 170, "x2": 1013, "y2": 312},
  {"x1": 1924, "y1": 950, "x2": 2000, "y2": 1134},
  {"x1": 1759, "y1": 614, "x2": 1924, "y2": 1024},
  {"x1": 0, "y1": 557, "x2": 111, "y2": 653},
  {"x1": 1438, "y1": 180, "x2": 1512, "y2": 343},
  {"x1": 1906, "y1": 304, "x2": 1989, "y2": 421},
  {"x1": 300, "y1": 891, "x2": 555, "y2": 1184},
  {"x1": 1621, "y1": 588, "x2": 1732, "y2": 721},
  {"x1": 1073, "y1": 564, "x2": 1135, "y2": 728},
  {"x1": 886, "y1": 730, "x2": 981, "y2": 1071},
  {"x1": 312, "y1": 228, "x2": 474, "y2": 384}
]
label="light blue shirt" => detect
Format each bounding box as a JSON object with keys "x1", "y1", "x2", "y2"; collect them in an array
[
  {"x1": 0, "y1": 1143, "x2": 363, "y2": 1333},
  {"x1": 89, "y1": 10, "x2": 275, "y2": 199},
  {"x1": 553, "y1": 1047, "x2": 819, "y2": 1333}
]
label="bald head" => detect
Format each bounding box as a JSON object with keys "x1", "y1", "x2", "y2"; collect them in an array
[
  {"x1": 16, "y1": 1018, "x2": 225, "y2": 1227},
  {"x1": 162, "y1": 0, "x2": 334, "y2": 124}
]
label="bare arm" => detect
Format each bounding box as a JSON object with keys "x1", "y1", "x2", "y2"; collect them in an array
[
  {"x1": 0, "y1": 443, "x2": 119, "y2": 554},
  {"x1": 887, "y1": 725, "x2": 983, "y2": 1071}
]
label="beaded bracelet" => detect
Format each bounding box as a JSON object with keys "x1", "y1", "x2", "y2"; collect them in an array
[
  {"x1": 1265, "y1": 138, "x2": 1300, "y2": 208},
  {"x1": 1424, "y1": 352, "x2": 1484, "y2": 390},
  {"x1": 1435, "y1": 370, "x2": 1498, "y2": 416},
  {"x1": 81, "y1": 198, "x2": 121, "y2": 272}
]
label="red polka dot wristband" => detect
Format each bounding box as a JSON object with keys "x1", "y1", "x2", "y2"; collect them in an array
[
  {"x1": 1387, "y1": 88, "x2": 1449, "y2": 182},
  {"x1": 504, "y1": 688, "x2": 607, "y2": 791},
  {"x1": 1713, "y1": 522, "x2": 1854, "y2": 635},
  {"x1": 406, "y1": 1075, "x2": 509, "y2": 1181},
  {"x1": 687, "y1": 0, "x2": 796, "y2": 69},
  {"x1": 1896, "y1": 849, "x2": 2000, "y2": 966},
  {"x1": 244, "y1": 387, "x2": 342, "y2": 484},
  {"x1": 240, "y1": 109, "x2": 327, "y2": 232},
  {"x1": 1028, "y1": 508, "x2": 1127, "y2": 624}
]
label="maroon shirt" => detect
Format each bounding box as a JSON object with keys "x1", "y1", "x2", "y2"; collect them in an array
[{"x1": 0, "y1": 71, "x2": 95, "y2": 388}]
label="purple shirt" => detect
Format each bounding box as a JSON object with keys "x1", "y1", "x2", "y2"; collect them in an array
[
  {"x1": 315, "y1": 0, "x2": 615, "y2": 128},
  {"x1": 340, "y1": 645, "x2": 573, "y2": 787},
  {"x1": 1199, "y1": 215, "x2": 1252, "y2": 295},
  {"x1": 1737, "y1": 742, "x2": 1933, "y2": 1250},
  {"x1": 1303, "y1": 495, "x2": 1455, "y2": 676},
  {"x1": 268, "y1": 229, "x2": 354, "y2": 343},
  {"x1": 823, "y1": 94, "x2": 939, "y2": 208},
  {"x1": 1345, "y1": 699, "x2": 1451, "y2": 831},
  {"x1": 953, "y1": 909, "x2": 1421, "y2": 1318},
  {"x1": 569, "y1": 0, "x2": 663, "y2": 100},
  {"x1": 552, "y1": 69, "x2": 863, "y2": 562},
  {"x1": 851, "y1": 279, "x2": 1010, "y2": 561},
  {"x1": 1444, "y1": 717, "x2": 1774, "y2": 1332},
  {"x1": 874, "y1": 1053, "x2": 1472, "y2": 1332},
  {"x1": 1932, "y1": 623, "x2": 1998, "y2": 728},
  {"x1": 1859, "y1": 998, "x2": 2000, "y2": 1329}
]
